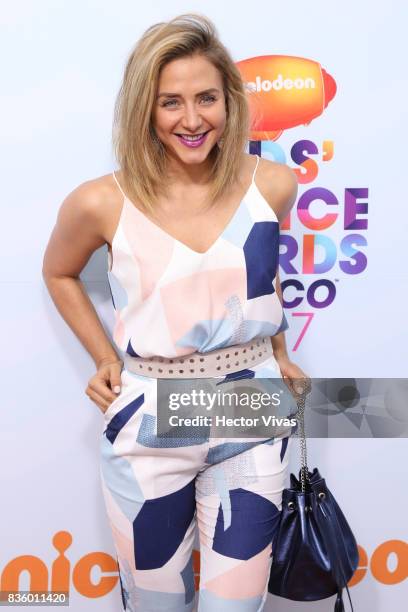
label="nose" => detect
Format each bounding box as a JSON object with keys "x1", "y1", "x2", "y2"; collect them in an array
[{"x1": 180, "y1": 102, "x2": 204, "y2": 133}]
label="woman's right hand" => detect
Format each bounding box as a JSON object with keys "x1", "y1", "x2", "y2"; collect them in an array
[{"x1": 85, "y1": 358, "x2": 124, "y2": 414}]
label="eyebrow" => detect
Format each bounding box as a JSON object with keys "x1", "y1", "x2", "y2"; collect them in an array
[{"x1": 157, "y1": 88, "x2": 221, "y2": 99}]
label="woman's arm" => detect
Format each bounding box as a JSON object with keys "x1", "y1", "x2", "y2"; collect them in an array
[
  {"x1": 42, "y1": 180, "x2": 122, "y2": 408},
  {"x1": 271, "y1": 270, "x2": 288, "y2": 359},
  {"x1": 257, "y1": 158, "x2": 297, "y2": 360},
  {"x1": 258, "y1": 159, "x2": 310, "y2": 389}
]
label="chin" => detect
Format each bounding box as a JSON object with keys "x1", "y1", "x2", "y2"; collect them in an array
[
  {"x1": 181, "y1": 151, "x2": 212, "y2": 162},
  {"x1": 171, "y1": 146, "x2": 210, "y2": 160}
]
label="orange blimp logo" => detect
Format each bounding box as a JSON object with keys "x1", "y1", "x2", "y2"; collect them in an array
[{"x1": 236, "y1": 55, "x2": 337, "y2": 140}]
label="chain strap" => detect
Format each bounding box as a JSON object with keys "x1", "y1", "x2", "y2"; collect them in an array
[{"x1": 293, "y1": 380, "x2": 312, "y2": 493}]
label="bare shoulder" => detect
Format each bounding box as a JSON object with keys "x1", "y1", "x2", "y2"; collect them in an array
[
  {"x1": 255, "y1": 156, "x2": 298, "y2": 223},
  {"x1": 42, "y1": 173, "x2": 120, "y2": 278},
  {"x1": 60, "y1": 174, "x2": 114, "y2": 226},
  {"x1": 58, "y1": 173, "x2": 120, "y2": 242}
]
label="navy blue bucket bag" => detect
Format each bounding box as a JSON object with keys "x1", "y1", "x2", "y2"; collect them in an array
[{"x1": 268, "y1": 382, "x2": 359, "y2": 612}]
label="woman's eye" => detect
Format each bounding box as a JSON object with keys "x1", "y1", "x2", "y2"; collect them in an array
[
  {"x1": 162, "y1": 95, "x2": 216, "y2": 108},
  {"x1": 201, "y1": 95, "x2": 216, "y2": 104},
  {"x1": 162, "y1": 99, "x2": 178, "y2": 108}
]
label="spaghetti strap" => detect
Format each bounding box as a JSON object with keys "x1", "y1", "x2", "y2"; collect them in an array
[
  {"x1": 112, "y1": 170, "x2": 127, "y2": 200},
  {"x1": 251, "y1": 154, "x2": 260, "y2": 184}
]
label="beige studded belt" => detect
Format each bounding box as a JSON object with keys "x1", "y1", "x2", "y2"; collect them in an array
[{"x1": 123, "y1": 337, "x2": 274, "y2": 379}]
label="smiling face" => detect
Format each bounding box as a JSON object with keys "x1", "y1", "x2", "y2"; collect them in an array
[{"x1": 151, "y1": 54, "x2": 227, "y2": 166}]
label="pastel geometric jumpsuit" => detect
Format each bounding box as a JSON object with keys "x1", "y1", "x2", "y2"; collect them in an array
[{"x1": 100, "y1": 154, "x2": 293, "y2": 611}]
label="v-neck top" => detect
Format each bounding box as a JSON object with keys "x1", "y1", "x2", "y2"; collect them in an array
[{"x1": 107, "y1": 154, "x2": 288, "y2": 359}]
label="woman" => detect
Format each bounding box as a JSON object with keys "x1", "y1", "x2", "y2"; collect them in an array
[{"x1": 42, "y1": 13, "x2": 309, "y2": 612}]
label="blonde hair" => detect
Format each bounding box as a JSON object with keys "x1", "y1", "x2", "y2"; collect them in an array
[{"x1": 112, "y1": 13, "x2": 250, "y2": 213}]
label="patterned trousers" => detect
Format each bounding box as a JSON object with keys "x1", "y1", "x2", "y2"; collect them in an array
[{"x1": 100, "y1": 356, "x2": 293, "y2": 611}]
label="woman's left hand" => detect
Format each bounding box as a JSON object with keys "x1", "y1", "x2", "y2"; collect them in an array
[{"x1": 274, "y1": 353, "x2": 311, "y2": 398}]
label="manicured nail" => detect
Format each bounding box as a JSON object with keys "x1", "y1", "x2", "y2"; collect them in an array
[{"x1": 113, "y1": 386, "x2": 121, "y2": 393}]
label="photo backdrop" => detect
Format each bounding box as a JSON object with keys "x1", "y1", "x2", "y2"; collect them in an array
[{"x1": 1, "y1": 1, "x2": 407, "y2": 610}]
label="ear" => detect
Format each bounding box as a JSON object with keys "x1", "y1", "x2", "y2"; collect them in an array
[{"x1": 224, "y1": 88, "x2": 229, "y2": 114}]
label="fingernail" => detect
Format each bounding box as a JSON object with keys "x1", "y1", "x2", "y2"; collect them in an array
[{"x1": 113, "y1": 386, "x2": 121, "y2": 394}]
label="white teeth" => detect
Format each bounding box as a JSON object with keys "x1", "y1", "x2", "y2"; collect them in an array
[{"x1": 178, "y1": 132, "x2": 206, "y2": 141}]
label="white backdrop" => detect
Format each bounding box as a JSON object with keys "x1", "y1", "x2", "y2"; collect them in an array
[{"x1": 1, "y1": 1, "x2": 407, "y2": 610}]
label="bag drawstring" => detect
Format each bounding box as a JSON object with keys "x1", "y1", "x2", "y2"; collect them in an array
[
  {"x1": 316, "y1": 499, "x2": 355, "y2": 612},
  {"x1": 334, "y1": 587, "x2": 345, "y2": 612}
]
